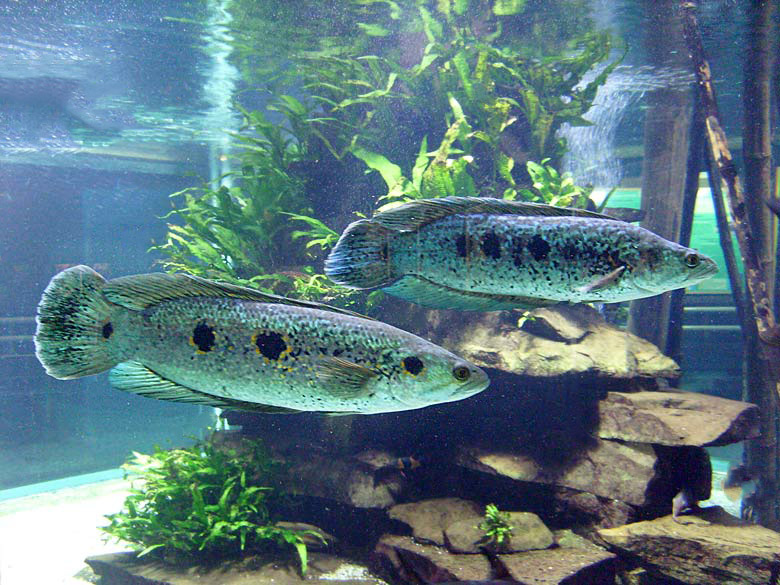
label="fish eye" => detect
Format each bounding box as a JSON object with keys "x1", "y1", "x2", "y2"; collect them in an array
[
  {"x1": 452, "y1": 365, "x2": 471, "y2": 381},
  {"x1": 685, "y1": 253, "x2": 700, "y2": 268}
]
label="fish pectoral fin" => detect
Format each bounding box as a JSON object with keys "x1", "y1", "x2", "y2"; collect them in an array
[
  {"x1": 317, "y1": 357, "x2": 377, "y2": 398},
  {"x1": 578, "y1": 266, "x2": 626, "y2": 294},
  {"x1": 386, "y1": 275, "x2": 556, "y2": 311},
  {"x1": 108, "y1": 361, "x2": 302, "y2": 414}
]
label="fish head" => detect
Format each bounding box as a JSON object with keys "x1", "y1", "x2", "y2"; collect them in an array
[
  {"x1": 631, "y1": 241, "x2": 719, "y2": 293},
  {"x1": 390, "y1": 346, "x2": 489, "y2": 409}
]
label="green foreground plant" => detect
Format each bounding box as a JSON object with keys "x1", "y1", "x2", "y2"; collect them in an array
[
  {"x1": 102, "y1": 439, "x2": 321, "y2": 574},
  {"x1": 479, "y1": 503, "x2": 514, "y2": 548}
]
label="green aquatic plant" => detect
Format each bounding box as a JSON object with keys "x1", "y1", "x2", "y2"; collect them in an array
[
  {"x1": 153, "y1": 0, "x2": 617, "y2": 306},
  {"x1": 478, "y1": 503, "x2": 514, "y2": 548},
  {"x1": 509, "y1": 158, "x2": 593, "y2": 207},
  {"x1": 102, "y1": 439, "x2": 322, "y2": 574}
]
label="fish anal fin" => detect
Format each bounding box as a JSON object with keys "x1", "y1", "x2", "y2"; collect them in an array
[
  {"x1": 108, "y1": 361, "x2": 302, "y2": 414},
  {"x1": 385, "y1": 275, "x2": 556, "y2": 311}
]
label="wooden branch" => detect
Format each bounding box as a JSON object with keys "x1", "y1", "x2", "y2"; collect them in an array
[
  {"x1": 702, "y1": 131, "x2": 749, "y2": 334},
  {"x1": 679, "y1": 1, "x2": 780, "y2": 345}
]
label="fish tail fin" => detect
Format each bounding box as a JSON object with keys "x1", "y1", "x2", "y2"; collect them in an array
[
  {"x1": 325, "y1": 219, "x2": 399, "y2": 288},
  {"x1": 35, "y1": 265, "x2": 118, "y2": 379}
]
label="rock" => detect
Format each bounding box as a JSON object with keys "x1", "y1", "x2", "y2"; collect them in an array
[
  {"x1": 519, "y1": 306, "x2": 590, "y2": 343},
  {"x1": 552, "y1": 490, "x2": 636, "y2": 529},
  {"x1": 444, "y1": 512, "x2": 554, "y2": 553},
  {"x1": 497, "y1": 548, "x2": 617, "y2": 584},
  {"x1": 283, "y1": 449, "x2": 403, "y2": 509},
  {"x1": 598, "y1": 391, "x2": 760, "y2": 446},
  {"x1": 597, "y1": 506, "x2": 780, "y2": 585},
  {"x1": 374, "y1": 534, "x2": 615, "y2": 585},
  {"x1": 85, "y1": 551, "x2": 387, "y2": 584},
  {"x1": 457, "y1": 442, "x2": 659, "y2": 506},
  {"x1": 373, "y1": 534, "x2": 492, "y2": 583},
  {"x1": 391, "y1": 303, "x2": 680, "y2": 379},
  {"x1": 387, "y1": 497, "x2": 483, "y2": 545},
  {"x1": 553, "y1": 529, "x2": 607, "y2": 552},
  {"x1": 617, "y1": 567, "x2": 660, "y2": 585}
]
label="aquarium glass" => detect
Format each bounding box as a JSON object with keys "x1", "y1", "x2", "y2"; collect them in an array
[{"x1": 1, "y1": 1, "x2": 778, "y2": 584}]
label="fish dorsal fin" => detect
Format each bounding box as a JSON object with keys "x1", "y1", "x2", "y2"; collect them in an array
[
  {"x1": 103, "y1": 271, "x2": 371, "y2": 319},
  {"x1": 108, "y1": 361, "x2": 302, "y2": 414},
  {"x1": 372, "y1": 196, "x2": 617, "y2": 232}
]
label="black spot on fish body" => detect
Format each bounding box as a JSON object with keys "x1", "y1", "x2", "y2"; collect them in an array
[
  {"x1": 480, "y1": 231, "x2": 502, "y2": 259},
  {"x1": 402, "y1": 356, "x2": 424, "y2": 376},
  {"x1": 560, "y1": 243, "x2": 578, "y2": 261},
  {"x1": 191, "y1": 321, "x2": 216, "y2": 353},
  {"x1": 254, "y1": 331, "x2": 288, "y2": 360},
  {"x1": 101, "y1": 321, "x2": 113, "y2": 339},
  {"x1": 529, "y1": 235, "x2": 551, "y2": 261},
  {"x1": 455, "y1": 234, "x2": 468, "y2": 258},
  {"x1": 512, "y1": 239, "x2": 525, "y2": 268}
]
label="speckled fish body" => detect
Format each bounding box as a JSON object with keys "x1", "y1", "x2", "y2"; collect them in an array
[
  {"x1": 34, "y1": 266, "x2": 488, "y2": 414},
  {"x1": 325, "y1": 197, "x2": 718, "y2": 311}
]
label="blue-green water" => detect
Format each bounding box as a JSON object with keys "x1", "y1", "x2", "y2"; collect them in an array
[{"x1": 0, "y1": 1, "x2": 774, "y2": 582}]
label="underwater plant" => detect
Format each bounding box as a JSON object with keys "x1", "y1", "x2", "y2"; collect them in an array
[
  {"x1": 102, "y1": 438, "x2": 322, "y2": 574},
  {"x1": 478, "y1": 504, "x2": 514, "y2": 548},
  {"x1": 153, "y1": 0, "x2": 619, "y2": 306}
]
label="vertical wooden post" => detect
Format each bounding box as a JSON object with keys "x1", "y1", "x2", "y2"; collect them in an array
[
  {"x1": 665, "y1": 106, "x2": 703, "y2": 370},
  {"x1": 680, "y1": 0, "x2": 780, "y2": 528},
  {"x1": 627, "y1": 0, "x2": 692, "y2": 350},
  {"x1": 743, "y1": 0, "x2": 776, "y2": 302}
]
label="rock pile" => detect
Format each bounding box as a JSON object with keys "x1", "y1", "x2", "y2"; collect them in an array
[{"x1": 88, "y1": 304, "x2": 771, "y2": 584}]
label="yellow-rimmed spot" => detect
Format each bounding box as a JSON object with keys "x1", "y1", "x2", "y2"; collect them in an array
[
  {"x1": 251, "y1": 330, "x2": 293, "y2": 363},
  {"x1": 189, "y1": 320, "x2": 216, "y2": 354},
  {"x1": 401, "y1": 356, "x2": 425, "y2": 377}
]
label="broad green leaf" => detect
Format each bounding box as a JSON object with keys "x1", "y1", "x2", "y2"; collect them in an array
[
  {"x1": 452, "y1": 51, "x2": 472, "y2": 100},
  {"x1": 412, "y1": 136, "x2": 430, "y2": 191},
  {"x1": 351, "y1": 147, "x2": 403, "y2": 189},
  {"x1": 357, "y1": 23, "x2": 390, "y2": 36},
  {"x1": 294, "y1": 540, "x2": 308, "y2": 575},
  {"x1": 493, "y1": 0, "x2": 526, "y2": 15},
  {"x1": 497, "y1": 152, "x2": 516, "y2": 185}
]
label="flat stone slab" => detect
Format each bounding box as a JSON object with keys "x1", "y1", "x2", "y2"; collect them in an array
[
  {"x1": 444, "y1": 511, "x2": 554, "y2": 553},
  {"x1": 457, "y1": 442, "x2": 659, "y2": 506},
  {"x1": 374, "y1": 534, "x2": 491, "y2": 582},
  {"x1": 599, "y1": 391, "x2": 759, "y2": 446},
  {"x1": 597, "y1": 506, "x2": 780, "y2": 585},
  {"x1": 498, "y1": 547, "x2": 617, "y2": 584},
  {"x1": 85, "y1": 551, "x2": 386, "y2": 584},
  {"x1": 387, "y1": 497, "x2": 483, "y2": 545}
]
